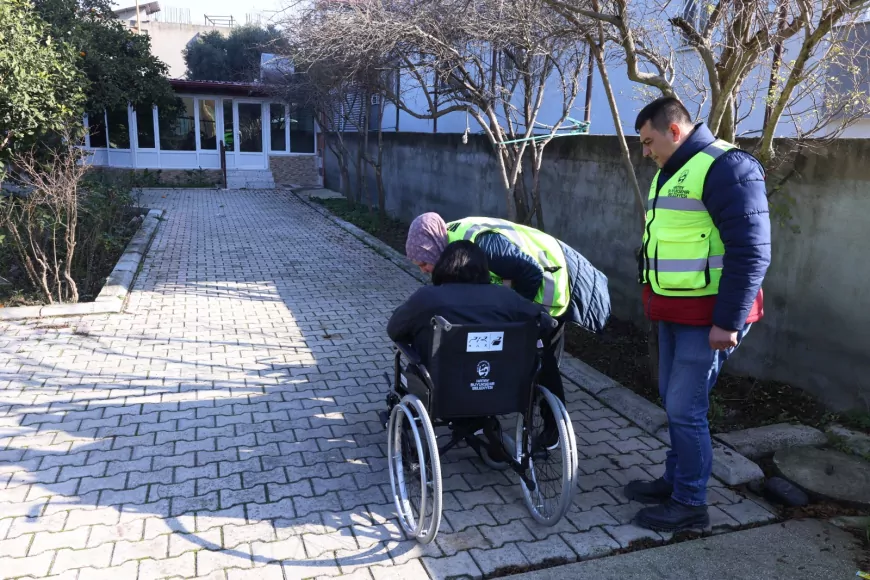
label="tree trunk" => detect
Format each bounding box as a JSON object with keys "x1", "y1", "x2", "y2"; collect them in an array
[
  {"x1": 719, "y1": 94, "x2": 736, "y2": 142},
  {"x1": 377, "y1": 108, "x2": 386, "y2": 223},
  {"x1": 531, "y1": 146, "x2": 546, "y2": 230},
  {"x1": 361, "y1": 100, "x2": 370, "y2": 210},
  {"x1": 588, "y1": 35, "x2": 656, "y2": 386}
]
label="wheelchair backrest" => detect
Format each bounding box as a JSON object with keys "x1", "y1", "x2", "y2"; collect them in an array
[{"x1": 426, "y1": 316, "x2": 541, "y2": 419}]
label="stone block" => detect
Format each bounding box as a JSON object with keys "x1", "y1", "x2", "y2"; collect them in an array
[
  {"x1": 560, "y1": 356, "x2": 623, "y2": 395},
  {"x1": 715, "y1": 423, "x2": 828, "y2": 459},
  {"x1": 711, "y1": 441, "x2": 764, "y2": 485},
  {"x1": 597, "y1": 387, "x2": 669, "y2": 434},
  {"x1": 0, "y1": 305, "x2": 44, "y2": 320}
]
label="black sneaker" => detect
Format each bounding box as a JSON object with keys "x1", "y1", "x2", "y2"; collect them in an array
[
  {"x1": 624, "y1": 477, "x2": 673, "y2": 504},
  {"x1": 634, "y1": 498, "x2": 710, "y2": 532},
  {"x1": 537, "y1": 424, "x2": 560, "y2": 450}
]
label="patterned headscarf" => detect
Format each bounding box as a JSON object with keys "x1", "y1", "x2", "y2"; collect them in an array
[{"x1": 406, "y1": 212, "x2": 448, "y2": 265}]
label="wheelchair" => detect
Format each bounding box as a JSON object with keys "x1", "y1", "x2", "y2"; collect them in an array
[{"x1": 383, "y1": 315, "x2": 579, "y2": 544}]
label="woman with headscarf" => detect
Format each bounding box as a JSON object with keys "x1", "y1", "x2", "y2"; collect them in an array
[
  {"x1": 403, "y1": 212, "x2": 611, "y2": 431},
  {"x1": 388, "y1": 240, "x2": 554, "y2": 358}
]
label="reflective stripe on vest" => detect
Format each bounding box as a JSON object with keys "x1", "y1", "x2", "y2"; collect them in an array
[
  {"x1": 641, "y1": 139, "x2": 734, "y2": 296},
  {"x1": 446, "y1": 217, "x2": 570, "y2": 317}
]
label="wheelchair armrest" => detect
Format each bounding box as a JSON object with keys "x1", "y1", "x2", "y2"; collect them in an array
[{"x1": 394, "y1": 342, "x2": 422, "y2": 366}]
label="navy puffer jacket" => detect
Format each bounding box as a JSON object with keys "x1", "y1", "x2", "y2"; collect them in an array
[{"x1": 475, "y1": 232, "x2": 611, "y2": 333}]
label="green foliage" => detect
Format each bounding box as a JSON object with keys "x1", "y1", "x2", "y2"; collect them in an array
[
  {"x1": 841, "y1": 410, "x2": 870, "y2": 433},
  {"x1": 74, "y1": 175, "x2": 140, "y2": 298},
  {"x1": 0, "y1": 172, "x2": 140, "y2": 304},
  {"x1": 184, "y1": 31, "x2": 230, "y2": 81},
  {"x1": 32, "y1": 0, "x2": 177, "y2": 114},
  {"x1": 311, "y1": 197, "x2": 410, "y2": 255},
  {"x1": 184, "y1": 24, "x2": 289, "y2": 82},
  {"x1": 89, "y1": 168, "x2": 221, "y2": 189},
  {"x1": 0, "y1": 0, "x2": 85, "y2": 170}
]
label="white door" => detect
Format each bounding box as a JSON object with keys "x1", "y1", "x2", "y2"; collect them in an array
[{"x1": 234, "y1": 101, "x2": 267, "y2": 169}]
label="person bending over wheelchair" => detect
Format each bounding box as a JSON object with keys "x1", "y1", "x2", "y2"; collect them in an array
[
  {"x1": 387, "y1": 240, "x2": 555, "y2": 354},
  {"x1": 404, "y1": 213, "x2": 611, "y2": 412}
]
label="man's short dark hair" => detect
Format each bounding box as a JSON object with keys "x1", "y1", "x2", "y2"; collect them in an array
[
  {"x1": 432, "y1": 240, "x2": 491, "y2": 286},
  {"x1": 635, "y1": 97, "x2": 692, "y2": 133}
]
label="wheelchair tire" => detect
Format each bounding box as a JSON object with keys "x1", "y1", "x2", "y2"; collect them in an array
[
  {"x1": 551, "y1": 392, "x2": 579, "y2": 486},
  {"x1": 478, "y1": 430, "x2": 516, "y2": 471},
  {"x1": 387, "y1": 394, "x2": 442, "y2": 544},
  {"x1": 515, "y1": 385, "x2": 576, "y2": 526}
]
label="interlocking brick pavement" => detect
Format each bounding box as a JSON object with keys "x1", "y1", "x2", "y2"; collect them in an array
[{"x1": 0, "y1": 190, "x2": 775, "y2": 579}]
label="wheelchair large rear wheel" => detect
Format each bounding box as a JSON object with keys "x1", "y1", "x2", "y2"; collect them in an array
[
  {"x1": 387, "y1": 394, "x2": 442, "y2": 543},
  {"x1": 515, "y1": 385, "x2": 577, "y2": 526}
]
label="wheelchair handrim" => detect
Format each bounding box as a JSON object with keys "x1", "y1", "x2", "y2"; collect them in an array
[
  {"x1": 388, "y1": 402, "x2": 427, "y2": 537},
  {"x1": 386, "y1": 394, "x2": 442, "y2": 543},
  {"x1": 515, "y1": 385, "x2": 575, "y2": 525}
]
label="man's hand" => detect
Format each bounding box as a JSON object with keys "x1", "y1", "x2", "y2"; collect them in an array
[{"x1": 709, "y1": 325, "x2": 738, "y2": 351}]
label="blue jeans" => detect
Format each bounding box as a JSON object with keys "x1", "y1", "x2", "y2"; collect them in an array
[{"x1": 658, "y1": 322, "x2": 750, "y2": 506}]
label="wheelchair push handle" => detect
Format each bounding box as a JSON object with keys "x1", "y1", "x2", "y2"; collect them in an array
[{"x1": 431, "y1": 315, "x2": 453, "y2": 331}]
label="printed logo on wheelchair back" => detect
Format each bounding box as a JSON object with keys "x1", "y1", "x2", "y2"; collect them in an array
[{"x1": 471, "y1": 359, "x2": 495, "y2": 391}]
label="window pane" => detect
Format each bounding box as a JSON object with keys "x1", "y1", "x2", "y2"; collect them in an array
[
  {"x1": 290, "y1": 105, "x2": 315, "y2": 153},
  {"x1": 238, "y1": 103, "x2": 263, "y2": 153},
  {"x1": 269, "y1": 103, "x2": 287, "y2": 151},
  {"x1": 223, "y1": 100, "x2": 234, "y2": 150},
  {"x1": 107, "y1": 107, "x2": 130, "y2": 149},
  {"x1": 159, "y1": 97, "x2": 196, "y2": 151},
  {"x1": 136, "y1": 107, "x2": 155, "y2": 149},
  {"x1": 199, "y1": 99, "x2": 217, "y2": 150},
  {"x1": 88, "y1": 111, "x2": 107, "y2": 148}
]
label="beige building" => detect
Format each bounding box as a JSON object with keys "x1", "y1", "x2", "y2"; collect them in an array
[{"x1": 113, "y1": 2, "x2": 230, "y2": 78}]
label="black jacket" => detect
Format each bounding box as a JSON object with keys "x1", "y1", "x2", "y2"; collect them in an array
[{"x1": 387, "y1": 283, "x2": 555, "y2": 359}]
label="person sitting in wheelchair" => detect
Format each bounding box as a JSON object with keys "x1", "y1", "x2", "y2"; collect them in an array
[
  {"x1": 385, "y1": 241, "x2": 579, "y2": 542},
  {"x1": 388, "y1": 240, "x2": 561, "y2": 445},
  {"x1": 388, "y1": 240, "x2": 555, "y2": 355}
]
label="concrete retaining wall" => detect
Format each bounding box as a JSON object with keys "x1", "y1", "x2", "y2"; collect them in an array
[{"x1": 324, "y1": 132, "x2": 870, "y2": 411}]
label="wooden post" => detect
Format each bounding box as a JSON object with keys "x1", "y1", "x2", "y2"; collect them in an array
[{"x1": 219, "y1": 140, "x2": 227, "y2": 189}]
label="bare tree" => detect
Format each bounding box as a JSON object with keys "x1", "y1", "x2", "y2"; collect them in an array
[
  {"x1": 275, "y1": 65, "x2": 363, "y2": 204},
  {"x1": 280, "y1": 4, "x2": 403, "y2": 219},
  {"x1": 547, "y1": 0, "x2": 870, "y2": 174},
  {"x1": 1, "y1": 133, "x2": 90, "y2": 304},
  {"x1": 284, "y1": 0, "x2": 592, "y2": 227}
]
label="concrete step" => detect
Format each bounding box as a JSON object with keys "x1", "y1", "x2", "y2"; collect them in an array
[
  {"x1": 244, "y1": 181, "x2": 276, "y2": 190},
  {"x1": 224, "y1": 169, "x2": 276, "y2": 190}
]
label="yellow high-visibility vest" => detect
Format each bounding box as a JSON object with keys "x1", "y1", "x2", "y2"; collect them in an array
[
  {"x1": 641, "y1": 139, "x2": 734, "y2": 296},
  {"x1": 446, "y1": 217, "x2": 570, "y2": 317}
]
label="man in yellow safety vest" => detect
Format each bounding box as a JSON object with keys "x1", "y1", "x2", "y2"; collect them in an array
[{"x1": 625, "y1": 97, "x2": 771, "y2": 532}]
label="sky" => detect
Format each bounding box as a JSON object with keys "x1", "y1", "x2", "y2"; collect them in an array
[{"x1": 111, "y1": 0, "x2": 294, "y2": 27}]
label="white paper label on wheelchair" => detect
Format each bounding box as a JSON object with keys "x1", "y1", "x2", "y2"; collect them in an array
[{"x1": 466, "y1": 331, "x2": 504, "y2": 352}]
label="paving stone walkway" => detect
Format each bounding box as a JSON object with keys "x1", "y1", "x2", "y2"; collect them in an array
[{"x1": 0, "y1": 190, "x2": 775, "y2": 580}]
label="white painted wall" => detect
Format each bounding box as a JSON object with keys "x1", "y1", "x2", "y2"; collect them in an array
[{"x1": 384, "y1": 6, "x2": 863, "y2": 140}]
